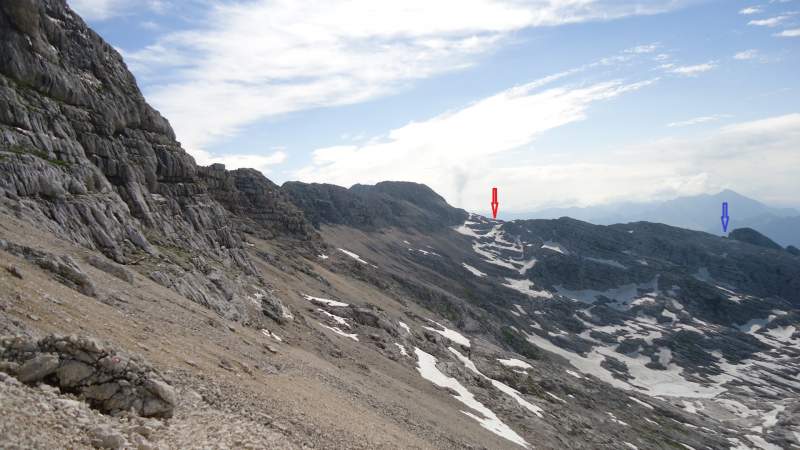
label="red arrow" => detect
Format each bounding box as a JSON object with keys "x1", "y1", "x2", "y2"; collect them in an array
[{"x1": 491, "y1": 187, "x2": 499, "y2": 219}]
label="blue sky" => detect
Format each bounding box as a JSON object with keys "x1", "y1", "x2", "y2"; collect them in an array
[{"x1": 69, "y1": 0, "x2": 800, "y2": 214}]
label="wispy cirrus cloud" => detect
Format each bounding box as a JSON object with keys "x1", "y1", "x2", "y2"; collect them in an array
[
  {"x1": 739, "y1": 6, "x2": 763, "y2": 15},
  {"x1": 667, "y1": 62, "x2": 716, "y2": 76},
  {"x1": 734, "y1": 49, "x2": 759, "y2": 60},
  {"x1": 195, "y1": 149, "x2": 288, "y2": 173},
  {"x1": 775, "y1": 28, "x2": 800, "y2": 36},
  {"x1": 667, "y1": 114, "x2": 730, "y2": 127},
  {"x1": 297, "y1": 73, "x2": 800, "y2": 212},
  {"x1": 748, "y1": 14, "x2": 794, "y2": 27},
  {"x1": 118, "y1": 0, "x2": 701, "y2": 162},
  {"x1": 295, "y1": 73, "x2": 658, "y2": 209}
]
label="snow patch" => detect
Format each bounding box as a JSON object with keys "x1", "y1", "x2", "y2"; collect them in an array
[
  {"x1": 462, "y1": 263, "x2": 487, "y2": 278},
  {"x1": 517, "y1": 258, "x2": 537, "y2": 275},
  {"x1": 338, "y1": 248, "x2": 376, "y2": 267},
  {"x1": 414, "y1": 348, "x2": 529, "y2": 448},
  {"x1": 762, "y1": 404, "x2": 785, "y2": 429},
  {"x1": 524, "y1": 331, "x2": 725, "y2": 398},
  {"x1": 541, "y1": 241, "x2": 568, "y2": 254},
  {"x1": 450, "y1": 348, "x2": 544, "y2": 419},
  {"x1": 303, "y1": 294, "x2": 349, "y2": 307},
  {"x1": 628, "y1": 396, "x2": 654, "y2": 410},
  {"x1": 319, "y1": 323, "x2": 359, "y2": 341},
  {"x1": 606, "y1": 412, "x2": 628, "y2": 426},
  {"x1": 454, "y1": 222, "x2": 482, "y2": 238},
  {"x1": 715, "y1": 285, "x2": 744, "y2": 303},
  {"x1": 546, "y1": 392, "x2": 565, "y2": 403},
  {"x1": 765, "y1": 325, "x2": 796, "y2": 342},
  {"x1": 504, "y1": 278, "x2": 553, "y2": 299},
  {"x1": 260, "y1": 329, "x2": 283, "y2": 342},
  {"x1": 318, "y1": 309, "x2": 350, "y2": 328},
  {"x1": 424, "y1": 321, "x2": 471, "y2": 347},
  {"x1": 395, "y1": 343, "x2": 409, "y2": 356},
  {"x1": 497, "y1": 358, "x2": 533, "y2": 370}
]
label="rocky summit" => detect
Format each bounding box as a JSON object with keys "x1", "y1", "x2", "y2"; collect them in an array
[{"x1": 1, "y1": 1, "x2": 799, "y2": 450}]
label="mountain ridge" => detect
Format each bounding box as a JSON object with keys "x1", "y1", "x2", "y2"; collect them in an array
[{"x1": 513, "y1": 189, "x2": 800, "y2": 248}]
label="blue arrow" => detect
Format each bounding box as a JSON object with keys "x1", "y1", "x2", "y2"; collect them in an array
[{"x1": 721, "y1": 201, "x2": 729, "y2": 233}]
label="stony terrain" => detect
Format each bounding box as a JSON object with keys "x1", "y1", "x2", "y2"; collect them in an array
[{"x1": 1, "y1": 1, "x2": 799, "y2": 449}]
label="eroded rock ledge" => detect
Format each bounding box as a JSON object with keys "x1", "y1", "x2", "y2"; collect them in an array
[{"x1": 0, "y1": 334, "x2": 176, "y2": 418}]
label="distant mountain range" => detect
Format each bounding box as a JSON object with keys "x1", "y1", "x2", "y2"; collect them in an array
[{"x1": 512, "y1": 190, "x2": 800, "y2": 248}]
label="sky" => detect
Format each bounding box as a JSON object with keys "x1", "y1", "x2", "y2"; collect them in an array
[{"x1": 69, "y1": 0, "x2": 800, "y2": 215}]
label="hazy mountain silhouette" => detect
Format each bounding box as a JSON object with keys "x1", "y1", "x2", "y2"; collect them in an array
[{"x1": 516, "y1": 190, "x2": 800, "y2": 247}]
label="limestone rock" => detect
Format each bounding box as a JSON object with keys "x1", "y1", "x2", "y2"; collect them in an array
[
  {"x1": 90, "y1": 425, "x2": 127, "y2": 449},
  {"x1": 86, "y1": 255, "x2": 134, "y2": 283},
  {"x1": 260, "y1": 292, "x2": 294, "y2": 324},
  {"x1": 0, "y1": 334, "x2": 176, "y2": 418},
  {"x1": 16, "y1": 353, "x2": 59, "y2": 383}
]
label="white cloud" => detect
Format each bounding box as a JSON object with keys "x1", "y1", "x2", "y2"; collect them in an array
[
  {"x1": 625, "y1": 43, "x2": 660, "y2": 54},
  {"x1": 68, "y1": 0, "x2": 124, "y2": 20},
  {"x1": 748, "y1": 15, "x2": 792, "y2": 27},
  {"x1": 668, "y1": 62, "x2": 716, "y2": 76},
  {"x1": 734, "y1": 49, "x2": 759, "y2": 60},
  {"x1": 194, "y1": 149, "x2": 287, "y2": 174},
  {"x1": 739, "y1": 6, "x2": 763, "y2": 15},
  {"x1": 122, "y1": 0, "x2": 699, "y2": 160},
  {"x1": 294, "y1": 74, "x2": 658, "y2": 209},
  {"x1": 68, "y1": 0, "x2": 167, "y2": 20},
  {"x1": 667, "y1": 115, "x2": 730, "y2": 127},
  {"x1": 775, "y1": 28, "x2": 800, "y2": 36},
  {"x1": 294, "y1": 63, "x2": 800, "y2": 212}
]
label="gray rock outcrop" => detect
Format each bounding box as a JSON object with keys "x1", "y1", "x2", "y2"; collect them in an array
[{"x1": 0, "y1": 334, "x2": 176, "y2": 418}]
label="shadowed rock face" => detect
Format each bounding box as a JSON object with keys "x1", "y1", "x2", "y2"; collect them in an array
[
  {"x1": 0, "y1": 0, "x2": 319, "y2": 319},
  {"x1": 729, "y1": 227, "x2": 783, "y2": 251},
  {"x1": 282, "y1": 181, "x2": 468, "y2": 231}
]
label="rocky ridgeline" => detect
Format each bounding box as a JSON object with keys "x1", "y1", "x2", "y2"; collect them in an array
[
  {"x1": 283, "y1": 181, "x2": 468, "y2": 231},
  {"x1": 0, "y1": 0, "x2": 320, "y2": 321},
  {"x1": 729, "y1": 227, "x2": 784, "y2": 251},
  {"x1": 0, "y1": 334, "x2": 177, "y2": 418},
  {"x1": 200, "y1": 165, "x2": 313, "y2": 239}
]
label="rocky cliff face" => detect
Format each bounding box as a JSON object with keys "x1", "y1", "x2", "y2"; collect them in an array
[{"x1": 0, "y1": 0, "x2": 318, "y2": 319}]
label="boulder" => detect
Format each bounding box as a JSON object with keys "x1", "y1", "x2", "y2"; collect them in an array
[
  {"x1": 16, "y1": 353, "x2": 59, "y2": 383},
  {"x1": 56, "y1": 360, "x2": 94, "y2": 387},
  {"x1": 261, "y1": 293, "x2": 294, "y2": 324},
  {"x1": 0, "y1": 334, "x2": 176, "y2": 418}
]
